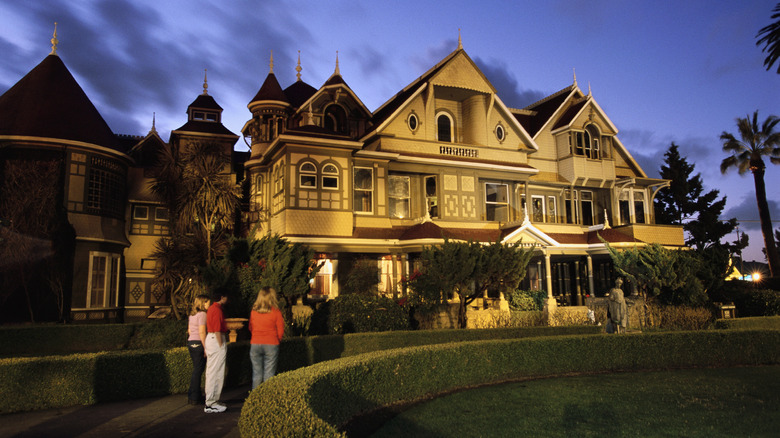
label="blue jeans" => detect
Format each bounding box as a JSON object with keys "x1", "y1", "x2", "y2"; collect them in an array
[
  {"x1": 250, "y1": 343, "x2": 280, "y2": 389},
  {"x1": 187, "y1": 340, "x2": 206, "y2": 402}
]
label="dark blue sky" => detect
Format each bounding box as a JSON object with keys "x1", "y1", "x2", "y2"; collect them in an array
[{"x1": 1, "y1": 0, "x2": 778, "y2": 261}]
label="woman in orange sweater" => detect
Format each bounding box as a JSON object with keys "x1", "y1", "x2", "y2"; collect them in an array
[{"x1": 248, "y1": 286, "x2": 285, "y2": 389}]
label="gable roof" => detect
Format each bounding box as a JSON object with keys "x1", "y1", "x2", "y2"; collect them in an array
[
  {"x1": 513, "y1": 85, "x2": 577, "y2": 138},
  {"x1": 249, "y1": 72, "x2": 289, "y2": 106},
  {"x1": 0, "y1": 54, "x2": 121, "y2": 150}
]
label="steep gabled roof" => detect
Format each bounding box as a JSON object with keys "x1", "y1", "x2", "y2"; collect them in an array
[
  {"x1": 0, "y1": 54, "x2": 121, "y2": 150},
  {"x1": 249, "y1": 72, "x2": 289, "y2": 105},
  {"x1": 188, "y1": 94, "x2": 223, "y2": 111},
  {"x1": 513, "y1": 85, "x2": 576, "y2": 138},
  {"x1": 284, "y1": 80, "x2": 317, "y2": 109}
]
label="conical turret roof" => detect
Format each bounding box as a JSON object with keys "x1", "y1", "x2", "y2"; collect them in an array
[{"x1": 0, "y1": 54, "x2": 120, "y2": 150}]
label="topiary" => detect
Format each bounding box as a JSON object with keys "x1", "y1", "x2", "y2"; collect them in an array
[{"x1": 327, "y1": 294, "x2": 409, "y2": 334}]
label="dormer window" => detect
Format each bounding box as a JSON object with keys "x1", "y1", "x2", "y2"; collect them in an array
[
  {"x1": 573, "y1": 124, "x2": 602, "y2": 159},
  {"x1": 436, "y1": 112, "x2": 454, "y2": 143},
  {"x1": 324, "y1": 104, "x2": 347, "y2": 134},
  {"x1": 192, "y1": 110, "x2": 219, "y2": 122}
]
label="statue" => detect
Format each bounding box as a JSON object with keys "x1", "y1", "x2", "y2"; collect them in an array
[{"x1": 606, "y1": 278, "x2": 627, "y2": 334}]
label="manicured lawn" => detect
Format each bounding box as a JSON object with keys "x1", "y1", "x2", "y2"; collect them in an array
[{"x1": 370, "y1": 366, "x2": 780, "y2": 438}]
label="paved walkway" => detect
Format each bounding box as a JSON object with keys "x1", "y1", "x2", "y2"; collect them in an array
[{"x1": 0, "y1": 385, "x2": 249, "y2": 438}]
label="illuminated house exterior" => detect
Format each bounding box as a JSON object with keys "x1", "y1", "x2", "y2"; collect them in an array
[{"x1": 0, "y1": 37, "x2": 683, "y2": 322}]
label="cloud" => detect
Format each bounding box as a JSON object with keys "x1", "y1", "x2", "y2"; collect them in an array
[
  {"x1": 473, "y1": 57, "x2": 546, "y2": 109},
  {"x1": 724, "y1": 194, "x2": 780, "y2": 231}
]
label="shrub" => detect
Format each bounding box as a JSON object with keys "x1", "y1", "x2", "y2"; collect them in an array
[
  {"x1": 549, "y1": 307, "x2": 589, "y2": 327},
  {"x1": 510, "y1": 310, "x2": 545, "y2": 327},
  {"x1": 0, "y1": 324, "x2": 136, "y2": 357},
  {"x1": 127, "y1": 319, "x2": 188, "y2": 350},
  {"x1": 327, "y1": 294, "x2": 409, "y2": 334},
  {"x1": 711, "y1": 281, "x2": 780, "y2": 317},
  {"x1": 239, "y1": 330, "x2": 780, "y2": 437},
  {"x1": 507, "y1": 289, "x2": 545, "y2": 311},
  {"x1": 341, "y1": 258, "x2": 381, "y2": 295},
  {"x1": 714, "y1": 315, "x2": 780, "y2": 330},
  {"x1": 644, "y1": 304, "x2": 714, "y2": 331}
]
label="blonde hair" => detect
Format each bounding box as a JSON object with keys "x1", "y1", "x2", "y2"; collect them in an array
[
  {"x1": 190, "y1": 294, "x2": 211, "y2": 316},
  {"x1": 252, "y1": 287, "x2": 279, "y2": 313}
]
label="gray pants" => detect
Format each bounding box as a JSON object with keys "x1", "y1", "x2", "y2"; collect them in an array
[{"x1": 204, "y1": 332, "x2": 226, "y2": 406}]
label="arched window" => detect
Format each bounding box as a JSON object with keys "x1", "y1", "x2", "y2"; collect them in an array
[
  {"x1": 322, "y1": 163, "x2": 339, "y2": 189},
  {"x1": 436, "y1": 112, "x2": 453, "y2": 142},
  {"x1": 585, "y1": 124, "x2": 600, "y2": 159},
  {"x1": 299, "y1": 162, "x2": 317, "y2": 188},
  {"x1": 324, "y1": 104, "x2": 347, "y2": 134}
]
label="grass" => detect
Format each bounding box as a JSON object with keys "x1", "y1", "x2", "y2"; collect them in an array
[{"x1": 369, "y1": 366, "x2": 780, "y2": 438}]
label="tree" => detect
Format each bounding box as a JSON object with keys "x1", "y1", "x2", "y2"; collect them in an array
[
  {"x1": 655, "y1": 143, "x2": 741, "y2": 251},
  {"x1": 720, "y1": 111, "x2": 780, "y2": 276},
  {"x1": 756, "y1": 2, "x2": 780, "y2": 73},
  {"x1": 411, "y1": 239, "x2": 533, "y2": 328},
  {"x1": 150, "y1": 141, "x2": 241, "y2": 317}
]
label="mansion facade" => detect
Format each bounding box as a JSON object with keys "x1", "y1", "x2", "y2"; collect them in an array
[{"x1": 0, "y1": 36, "x2": 683, "y2": 322}]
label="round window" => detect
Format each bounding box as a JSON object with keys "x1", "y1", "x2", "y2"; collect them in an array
[
  {"x1": 408, "y1": 113, "x2": 419, "y2": 132},
  {"x1": 496, "y1": 124, "x2": 505, "y2": 142}
]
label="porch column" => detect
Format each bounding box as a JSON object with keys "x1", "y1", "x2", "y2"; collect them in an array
[
  {"x1": 586, "y1": 255, "x2": 595, "y2": 296},
  {"x1": 545, "y1": 253, "x2": 553, "y2": 299},
  {"x1": 536, "y1": 260, "x2": 542, "y2": 290},
  {"x1": 391, "y1": 254, "x2": 399, "y2": 299},
  {"x1": 330, "y1": 256, "x2": 339, "y2": 299},
  {"x1": 575, "y1": 260, "x2": 583, "y2": 306}
]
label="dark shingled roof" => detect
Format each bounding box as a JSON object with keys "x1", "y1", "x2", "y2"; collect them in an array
[
  {"x1": 188, "y1": 94, "x2": 223, "y2": 111},
  {"x1": 285, "y1": 124, "x2": 353, "y2": 139},
  {"x1": 284, "y1": 80, "x2": 317, "y2": 109},
  {"x1": 514, "y1": 86, "x2": 574, "y2": 138},
  {"x1": 173, "y1": 120, "x2": 237, "y2": 136},
  {"x1": 0, "y1": 54, "x2": 121, "y2": 150},
  {"x1": 552, "y1": 98, "x2": 587, "y2": 131},
  {"x1": 250, "y1": 73, "x2": 288, "y2": 104}
]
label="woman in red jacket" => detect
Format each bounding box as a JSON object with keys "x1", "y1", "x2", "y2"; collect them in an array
[{"x1": 248, "y1": 286, "x2": 285, "y2": 389}]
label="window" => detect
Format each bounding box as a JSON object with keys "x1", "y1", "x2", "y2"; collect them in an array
[
  {"x1": 353, "y1": 167, "x2": 373, "y2": 213},
  {"x1": 424, "y1": 176, "x2": 438, "y2": 219},
  {"x1": 87, "y1": 252, "x2": 120, "y2": 309},
  {"x1": 87, "y1": 157, "x2": 125, "y2": 219},
  {"x1": 155, "y1": 207, "x2": 169, "y2": 221},
  {"x1": 407, "y1": 112, "x2": 419, "y2": 132},
  {"x1": 565, "y1": 189, "x2": 578, "y2": 224},
  {"x1": 619, "y1": 191, "x2": 631, "y2": 225},
  {"x1": 634, "y1": 191, "x2": 646, "y2": 224},
  {"x1": 252, "y1": 174, "x2": 263, "y2": 195},
  {"x1": 495, "y1": 124, "x2": 506, "y2": 142},
  {"x1": 299, "y1": 162, "x2": 317, "y2": 188},
  {"x1": 133, "y1": 205, "x2": 149, "y2": 220},
  {"x1": 322, "y1": 163, "x2": 339, "y2": 189},
  {"x1": 436, "y1": 112, "x2": 453, "y2": 142},
  {"x1": 485, "y1": 183, "x2": 508, "y2": 221},
  {"x1": 274, "y1": 161, "x2": 285, "y2": 195},
  {"x1": 532, "y1": 195, "x2": 545, "y2": 222},
  {"x1": 389, "y1": 175, "x2": 410, "y2": 219},
  {"x1": 581, "y1": 191, "x2": 594, "y2": 226},
  {"x1": 547, "y1": 196, "x2": 557, "y2": 223},
  {"x1": 324, "y1": 104, "x2": 347, "y2": 134},
  {"x1": 573, "y1": 125, "x2": 602, "y2": 159}
]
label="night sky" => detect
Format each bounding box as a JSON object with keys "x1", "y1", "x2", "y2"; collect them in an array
[{"x1": 1, "y1": 0, "x2": 778, "y2": 261}]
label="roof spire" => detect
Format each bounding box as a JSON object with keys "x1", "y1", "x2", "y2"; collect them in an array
[
  {"x1": 334, "y1": 50, "x2": 340, "y2": 75},
  {"x1": 458, "y1": 28, "x2": 463, "y2": 50},
  {"x1": 150, "y1": 112, "x2": 158, "y2": 134},
  {"x1": 572, "y1": 68, "x2": 577, "y2": 87},
  {"x1": 295, "y1": 50, "x2": 302, "y2": 82},
  {"x1": 202, "y1": 69, "x2": 208, "y2": 95},
  {"x1": 588, "y1": 81, "x2": 592, "y2": 96},
  {"x1": 50, "y1": 22, "x2": 58, "y2": 56},
  {"x1": 269, "y1": 50, "x2": 274, "y2": 74}
]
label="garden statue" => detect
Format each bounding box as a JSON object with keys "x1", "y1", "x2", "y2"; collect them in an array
[{"x1": 607, "y1": 278, "x2": 627, "y2": 334}]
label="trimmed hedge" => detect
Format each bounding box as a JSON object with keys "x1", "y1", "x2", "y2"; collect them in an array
[
  {"x1": 0, "y1": 324, "x2": 136, "y2": 357},
  {"x1": 714, "y1": 316, "x2": 780, "y2": 330},
  {"x1": 0, "y1": 325, "x2": 598, "y2": 413},
  {"x1": 239, "y1": 330, "x2": 780, "y2": 437}
]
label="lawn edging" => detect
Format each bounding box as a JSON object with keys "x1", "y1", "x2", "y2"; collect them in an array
[
  {"x1": 238, "y1": 330, "x2": 780, "y2": 437},
  {"x1": 714, "y1": 315, "x2": 780, "y2": 330}
]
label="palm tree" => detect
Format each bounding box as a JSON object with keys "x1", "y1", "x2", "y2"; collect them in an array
[
  {"x1": 756, "y1": 2, "x2": 780, "y2": 73},
  {"x1": 720, "y1": 111, "x2": 780, "y2": 276}
]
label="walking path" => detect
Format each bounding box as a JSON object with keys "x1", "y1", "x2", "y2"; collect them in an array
[{"x1": 0, "y1": 385, "x2": 248, "y2": 438}]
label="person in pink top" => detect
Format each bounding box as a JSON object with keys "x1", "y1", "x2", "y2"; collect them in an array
[
  {"x1": 186, "y1": 294, "x2": 210, "y2": 405},
  {"x1": 248, "y1": 287, "x2": 285, "y2": 389}
]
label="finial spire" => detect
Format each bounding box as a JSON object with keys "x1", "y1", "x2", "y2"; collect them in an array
[
  {"x1": 573, "y1": 68, "x2": 577, "y2": 86},
  {"x1": 334, "y1": 51, "x2": 340, "y2": 75},
  {"x1": 150, "y1": 112, "x2": 157, "y2": 134},
  {"x1": 458, "y1": 28, "x2": 463, "y2": 50},
  {"x1": 202, "y1": 69, "x2": 208, "y2": 95},
  {"x1": 588, "y1": 81, "x2": 592, "y2": 96},
  {"x1": 295, "y1": 50, "x2": 302, "y2": 82},
  {"x1": 269, "y1": 50, "x2": 274, "y2": 74},
  {"x1": 50, "y1": 22, "x2": 58, "y2": 55}
]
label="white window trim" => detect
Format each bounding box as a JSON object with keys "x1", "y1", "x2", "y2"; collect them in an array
[
  {"x1": 547, "y1": 195, "x2": 557, "y2": 223},
  {"x1": 485, "y1": 182, "x2": 509, "y2": 222},
  {"x1": 86, "y1": 251, "x2": 121, "y2": 309},
  {"x1": 299, "y1": 162, "x2": 318, "y2": 189},
  {"x1": 435, "y1": 111, "x2": 454, "y2": 143},
  {"x1": 531, "y1": 195, "x2": 546, "y2": 222},
  {"x1": 353, "y1": 166, "x2": 374, "y2": 214},
  {"x1": 322, "y1": 163, "x2": 340, "y2": 190},
  {"x1": 133, "y1": 205, "x2": 149, "y2": 220},
  {"x1": 580, "y1": 190, "x2": 594, "y2": 225},
  {"x1": 388, "y1": 175, "x2": 411, "y2": 219}
]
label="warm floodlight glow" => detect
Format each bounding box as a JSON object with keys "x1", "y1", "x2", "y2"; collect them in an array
[{"x1": 752, "y1": 272, "x2": 761, "y2": 282}]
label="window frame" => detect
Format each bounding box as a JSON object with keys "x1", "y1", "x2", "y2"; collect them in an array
[
  {"x1": 86, "y1": 251, "x2": 121, "y2": 309},
  {"x1": 485, "y1": 182, "x2": 509, "y2": 222},
  {"x1": 133, "y1": 205, "x2": 149, "y2": 220},
  {"x1": 322, "y1": 163, "x2": 340, "y2": 190},
  {"x1": 353, "y1": 166, "x2": 374, "y2": 214},
  {"x1": 388, "y1": 175, "x2": 411, "y2": 219},
  {"x1": 299, "y1": 161, "x2": 317, "y2": 189},
  {"x1": 436, "y1": 111, "x2": 454, "y2": 143},
  {"x1": 424, "y1": 175, "x2": 439, "y2": 219}
]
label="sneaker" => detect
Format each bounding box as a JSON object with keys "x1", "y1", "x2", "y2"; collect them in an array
[{"x1": 204, "y1": 404, "x2": 227, "y2": 413}]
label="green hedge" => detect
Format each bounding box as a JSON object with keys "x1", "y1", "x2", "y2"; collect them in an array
[
  {"x1": 0, "y1": 325, "x2": 598, "y2": 413},
  {"x1": 0, "y1": 324, "x2": 136, "y2": 357},
  {"x1": 714, "y1": 315, "x2": 780, "y2": 330},
  {"x1": 239, "y1": 330, "x2": 780, "y2": 437}
]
